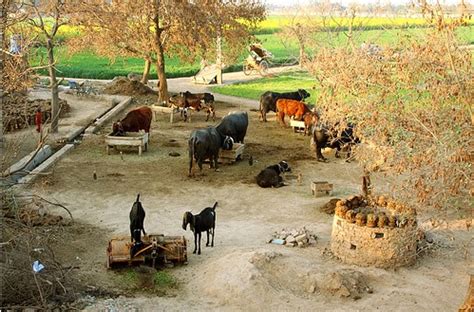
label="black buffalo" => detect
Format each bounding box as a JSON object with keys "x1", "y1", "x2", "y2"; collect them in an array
[
  {"x1": 188, "y1": 127, "x2": 233, "y2": 177},
  {"x1": 256, "y1": 161, "x2": 291, "y2": 188},
  {"x1": 259, "y1": 89, "x2": 310, "y2": 122},
  {"x1": 312, "y1": 122, "x2": 359, "y2": 162},
  {"x1": 216, "y1": 111, "x2": 249, "y2": 144}
]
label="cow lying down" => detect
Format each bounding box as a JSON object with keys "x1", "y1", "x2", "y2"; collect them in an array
[{"x1": 256, "y1": 161, "x2": 291, "y2": 188}]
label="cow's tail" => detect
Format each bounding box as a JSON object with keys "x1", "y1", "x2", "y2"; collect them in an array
[{"x1": 189, "y1": 137, "x2": 195, "y2": 177}]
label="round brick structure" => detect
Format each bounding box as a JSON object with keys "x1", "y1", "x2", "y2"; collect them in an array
[{"x1": 330, "y1": 195, "x2": 417, "y2": 269}]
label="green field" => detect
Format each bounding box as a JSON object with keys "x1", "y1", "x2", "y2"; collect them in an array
[
  {"x1": 211, "y1": 71, "x2": 319, "y2": 102},
  {"x1": 30, "y1": 16, "x2": 474, "y2": 79}
]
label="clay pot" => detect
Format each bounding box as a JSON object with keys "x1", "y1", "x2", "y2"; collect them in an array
[
  {"x1": 388, "y1": 215, "x2": 397, "y2": 228},
  {"x1": 367, "y1": 213, "x2": 377, "y2": 227},
  {"x1": 355, "y1": 212, "x2": 367, "y2": 226},
  {"x1": 377, "y1": 195, "x2": 387, "y2": 207},
  {"x1": 345, "y1": 210, "x2": 357, "y2": 223},
  {"x1": 336, "y1": 205, "x2": 349, "y2": 217},
  {"x1": 377, "y1": 213, "x2": 388, "y2": 228}
]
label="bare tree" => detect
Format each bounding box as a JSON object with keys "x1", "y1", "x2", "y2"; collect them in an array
[
  {"x1": 71, "y1": 0, "x2": 265, "y2": 103},
  {"x1": 24, "y1": 0, "x2": 69, "y2": 133},
  {"x1": 305, "y1": 2, "x2": 473, "y2": 214}
]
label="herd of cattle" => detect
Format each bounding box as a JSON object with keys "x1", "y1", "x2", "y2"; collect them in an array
[
  {"x1": 110, "y1": 89, "x2": 359, "y2": 187},
  {"x1": 118, "y1": 89, "x2": 361, "y2": 258}
]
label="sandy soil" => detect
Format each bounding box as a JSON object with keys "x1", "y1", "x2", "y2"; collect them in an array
[{"x1": 25, "y1": 97, "x2": 472, "y2": 311}]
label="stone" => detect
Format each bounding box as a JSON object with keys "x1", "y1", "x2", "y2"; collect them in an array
[
  {"x1": 295, "y1": 234, "x2": 307, "y2": 243},
  {"x1": 286, "y1": 235, "x2": 296, "y2": 243}
]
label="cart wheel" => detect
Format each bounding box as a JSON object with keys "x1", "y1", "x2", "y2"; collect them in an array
[
  {"x1": 259, "y1": 60, "x2": 269, "y2": 76},
  {"x1": 243, "y1": 63, "x2": 252, "y2": 76}
]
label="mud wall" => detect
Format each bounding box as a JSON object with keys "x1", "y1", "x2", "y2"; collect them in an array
[{"x1": 331, "y1": 215, "x2": 417, "y2": 269}]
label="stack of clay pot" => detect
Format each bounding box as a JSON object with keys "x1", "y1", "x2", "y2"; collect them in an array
[{"x1": 334, "y1": 195, "x2": 417, "y2": 228}]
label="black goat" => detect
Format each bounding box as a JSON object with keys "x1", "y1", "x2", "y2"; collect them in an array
[
  {"x1": 130, "y1": 194, "x2": 146, "y2": 257},
  {"x1": 182, "y1": 202, "x2": 217, "y2": 255}
]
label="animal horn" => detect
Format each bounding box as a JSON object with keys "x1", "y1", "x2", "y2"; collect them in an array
[
  {"x1": 212, "y1": 202, "x2": 218, "y2": 209},
  {"x1": 136, "y1": 193, "x2": 140, "y2": 202}
]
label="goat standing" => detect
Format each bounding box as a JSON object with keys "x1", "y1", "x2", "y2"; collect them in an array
[
  {"x1": 130, "y1": 194, "x2": 146, "y2": 257},
  {"x1": 182, "y1": 202, "x2": 217, "y2": 255}
]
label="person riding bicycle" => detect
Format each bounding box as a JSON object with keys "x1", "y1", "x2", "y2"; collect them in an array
[{"x1": 247, "y1": 43, "x2": 272, "y2": 66}]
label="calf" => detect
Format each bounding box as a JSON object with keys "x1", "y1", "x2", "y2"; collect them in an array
[
  {"x1": 276, "y1": 99, "x2": 311, "y2": 127},
  {"x1": 182, "y1": 91, "x2": 216, "y2": 122},
  {"x1": 256, "y1": 161, "x2": 291, "y2": 188},
  {"x1": 112, "y1": 106, "x2": 152, "y2": 136},
  {"x1": 259, "y1": 89, "x2": 310, "y2": 122},
  {"x1": 130, "y1": 194, "x2": 146, "y2": 257},
  {"x1": 188, "y1": 127, "x2": 233, "y2": 177},
  {"x1": 182, "y1": 202, "x2": 218, "y2": 255}
]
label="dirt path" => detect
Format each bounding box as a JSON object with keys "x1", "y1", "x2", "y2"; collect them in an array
[{"x1": 27, "y1": 100, "x2": 472, "y2": 311}]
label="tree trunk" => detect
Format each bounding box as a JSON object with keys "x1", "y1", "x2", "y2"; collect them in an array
[
  {"x1": 141, "y1": 58, "x2": 151, "y2": 84},
  {"x1": 299, "y1": 43, "x2": 306, "y2": 68},
  {"x1": 155, "y1": 38, "x2": 168, "y2": 104},
  {"x1": 46, "y1": 39, "x2": 59, "y2": 133}
]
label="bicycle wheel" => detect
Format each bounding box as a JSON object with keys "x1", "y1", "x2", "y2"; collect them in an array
[
  {"x1": 243, "y1": 62, "x2": 252, "y2": 76},
  {"x1": 259, "y1": 60, "x2": 269, "y2": 76}
]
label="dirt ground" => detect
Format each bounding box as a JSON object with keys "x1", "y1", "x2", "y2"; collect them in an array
[
  {"x1": 24, "y1": 96, "x2": 472, "y2": 311},
  {"x1": 2, "y1": 88, "x2": 116, "y2": 170}
]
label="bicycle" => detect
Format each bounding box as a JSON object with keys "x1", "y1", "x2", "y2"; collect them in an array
[{"x1": 242, "y1": 55, "x2": 271, "y2": 77}]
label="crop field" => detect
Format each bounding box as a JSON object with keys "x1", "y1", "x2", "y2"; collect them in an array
[{"x1": 30, "y1": 16, "x2": 474, "y2": 79}]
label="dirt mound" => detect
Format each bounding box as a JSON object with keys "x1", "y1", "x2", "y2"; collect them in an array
[
  {"x1": 104, "y1": 77, "x2": 157, "y2": 96},
  {"x1": 191, "y1": 250, "x2": 284, "y2": 306},
  {"x1": 321, "y1": 270, "x2": 373, "y2": 299},
  {"x1": 3, "y1": 92, "x2": 71, "y2": 132}
]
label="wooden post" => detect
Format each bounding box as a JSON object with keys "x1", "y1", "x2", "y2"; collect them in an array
[{"x1": 216, "y1": 31, "x2": 223, "y2": 84}]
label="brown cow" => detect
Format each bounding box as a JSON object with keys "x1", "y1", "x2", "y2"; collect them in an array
[
  {"x1": 303, "y1": 111, "x2": 319, "y2": 136},
  {"x1": 112, "y1": 106, "x2": 152, "y2": 136},
  {"x1": 276, "y1": 99, "x2": 311, "y2": 127}
]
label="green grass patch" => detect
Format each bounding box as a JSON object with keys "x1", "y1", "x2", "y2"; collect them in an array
[
  {"x1": 211, "y1": 70, "x2": 319, "y2": 102},
  {"x1": 154, "y1": 271, "x2": 177, "y2": 288}
]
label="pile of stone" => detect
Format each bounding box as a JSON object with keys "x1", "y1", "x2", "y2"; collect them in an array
[{"x1": 268, "y1": 227, "x2": 317, "y2": 248}]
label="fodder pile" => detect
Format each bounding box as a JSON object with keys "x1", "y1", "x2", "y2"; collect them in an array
[
  {"x1": 3, "y1": 93, "x2": 71, "y2": 133},
  {"x1": 103, "y1": 77, "x2": 157, "y2": 96}
]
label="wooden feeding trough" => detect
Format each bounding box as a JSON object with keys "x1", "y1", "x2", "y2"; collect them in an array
[
  {"x1": 151, "y1": 104, "x2": 180, "y2": 123},
  {"x1": 105, "y1": 132, "x2": 149, "y2": 156},
  {"x1": 311, "y1": 181, "x2": 333, "y2": 197},
  {"x1": 106, "y1": 234, "x2": 187, "y2": 269},
  {"x1": 219, "y1": 143, "x2": 245, "y2": 164},
  {"x1": 290, "y1": 119, "x2": 305, "y2": 133}
]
